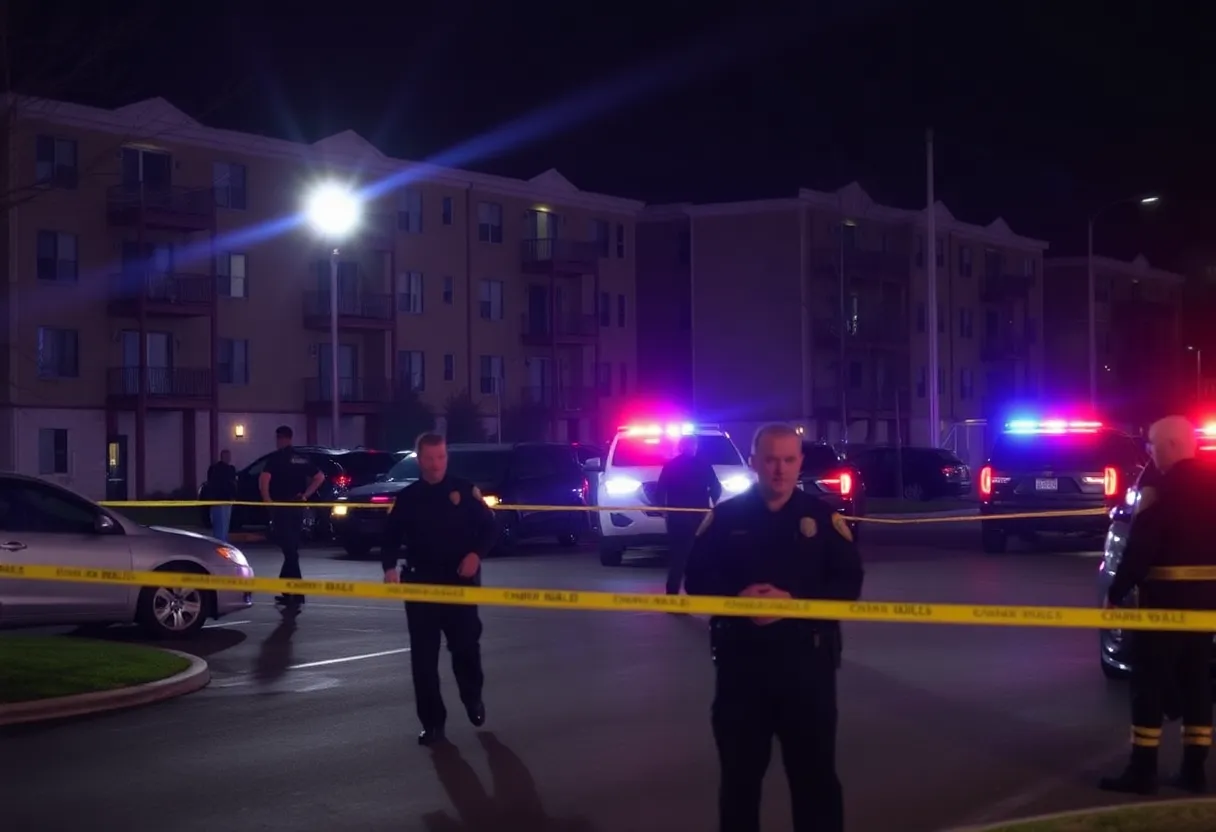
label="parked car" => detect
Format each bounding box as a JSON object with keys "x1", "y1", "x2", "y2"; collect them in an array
[
  {"x1": 798, "y1": 442, "x2": 866, "y2": 541},
  {"x1": 198, "y1": 447, "x2": 398, "y2": 539},
  {"x1": 0, "y1": 473, "x2": 253, "y2": 639},
  {"x1": 851, "y1": 445, "x2": 971, "y2": 501},
  {"x1": 330, "y1": 442, "x2": 592, "y2": 557}
]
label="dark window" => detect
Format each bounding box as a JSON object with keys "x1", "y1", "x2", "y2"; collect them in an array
[
  {"x1": 616, "y1": 294, "x2": 626, "y2": 327},
  {"x1": 37, "y1": 327, "x2": 79, "y2": 378},
  {"x1": 441, "y1": 196, "x2": 453, "y2": 225},
  {"x1": 609, "y1": 434, "x2": 743, "y2": 467},
  {"x1": 0, "y1": 478, "x2": 97, "y2": 534},
  {"x1": 36, "y1": 231, "x2": 78, "y2": 282},
  {"x1": 387, "y1": 449, "x2": 511, "y2": 483},
  {"x1": 800, "y1": 444, "x2": 842, "y2": 473},
  {"x1": 218, "y1": 338, "x2": 249, "y2": 385},
  {"x1": 615, "y1": 223, "x2": 626, "y2": 258},
  {"x1": 990, "y1": 432, "x2": 1142, "y2": 470},
  {"x1": 35, "y1": 135, "x2": 78, "y2": 188},
  {"x1": 443, "y1": 353, "x2": 455, "y2": 381},
  {"x1": 477, "y1": 202, "x2": 503, "y2": 243},
  {"x1": 212, "y1": 162, "x2": 247, "y2": 209},
  {"x1": 598, "y1": 292, "x2": 610, "y2": 326},
  {"x1": 38, "y1": 428, "x2": 69, "y2": 474}
]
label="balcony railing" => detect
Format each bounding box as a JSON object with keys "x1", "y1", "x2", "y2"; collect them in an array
[
  {"x1": 813, "y1": 315, "x2": 909, "y2": 347},
  {"x1": 110, "y1": 273, "x2": 214, "y2": 305},
  {"x1": 520, "y1": 385, "x2": 597, "y2": 411},
  {"x1": 106, "y1": 367, "x2": 212, "y2": 398},
  {"x1": 519, "y1": 313, "x2": 598, "y2": 342},
  {"x1": 304, "y1": 376, "x2": 393, "y2": 404},
  {"x1": 302, "y1": 291, "x2": 394, "y2": 322},
  {"x1": 520, "y1": 238, "x2": 601, "y2": 271},
  {"x1": 106, "y1": 184, "x2": 215, "y2": 227}
]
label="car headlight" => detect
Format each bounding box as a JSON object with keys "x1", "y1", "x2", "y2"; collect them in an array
[
  {"x1": 721, "y1": 475, "x2": 752, "y2": 493},
  {"x1": 604, "y1": 477, "x2": 642, "y2": 496},
  {"x1": 215, "y1": 545, "x2": 249, "y2": 567},
  {"x1": 331, "y1": 504, "x2": 349, "y2": 517},
  {"x1": 482, "y1": 494, "x2": 500, "y2": 508},
  {"x1": 1124, "y1": 487, "x2": 1138, "y2": 507}
]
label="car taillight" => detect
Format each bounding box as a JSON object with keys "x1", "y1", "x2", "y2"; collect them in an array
[
  {"x1": 815, "y1": 471, "x2": 853, "y2": 496},
  {"x1": 979, "y1": 465, "x2": 993, "y2": 497},
  {"x1": 332, "y1": 474, "x2": 352, "y2": 488},
  {"x1": 1103, "y1": 466, "x2": 1118, "y2": 498},
  {"x1": 581, "y1": 477, "x2": 590, "y2": 502}
]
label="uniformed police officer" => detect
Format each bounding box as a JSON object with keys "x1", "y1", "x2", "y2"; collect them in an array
[
  {"x1": 685, "y1": 422, "x2": 865, "y2": 832},
  {"x1": 1101, "y1": 415, "x2": 1216, "y2": 795},
  {"x1": 258, "y1": 425, "x2": 325, "y2": 608},
  {"x1": 656, "y1": 434, "x2": 723, "y2": 595},
  {"x1": 382, "y1": 432, "x2": 500, "y2": 747}
]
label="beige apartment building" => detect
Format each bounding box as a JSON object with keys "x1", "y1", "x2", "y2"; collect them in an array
[
  {"x1": 3, "y1": 96, "x2": 642, "y2": 500},
  {"x1": 637, "y1": 182, "x2": 1048, "y2": 453}
]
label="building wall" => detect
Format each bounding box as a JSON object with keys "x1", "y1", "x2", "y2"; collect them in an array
[{"x1": 634, "y1": 217, "x2": 693, "y2": 408}]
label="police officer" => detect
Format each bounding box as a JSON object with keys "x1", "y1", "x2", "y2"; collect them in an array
[
  {"x1": 258, "y1": 425, "x2": 324, "y2": 608},
  {"x1": 656, "y1": 434, "x2": 722, "y2": 595},
  {"x1": 1101, "y1": 415, "x2": 1216, "y2": 795},
  {"x1": 382, "y1": 432, "x2": 500, "y2": 747},
  {"x1": 685, "y1": 422, "x2": 864, "y2": 832}
]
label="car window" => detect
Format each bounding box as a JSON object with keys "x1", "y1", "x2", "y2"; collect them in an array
[
  {"x1": 0, "y1": 480, "x2": 99, "y2": 534},
  {"x1": 991, "y1": 432, "x2": 1139, "y2": 470},
  {"x1": 609, "y1": 434, "x2": 743, "y2": 467},
  {"x1": 573, "y1": 445, "x2": 602, "y2": 464},
  {"x1": 245, "y1": 453, "x2": 272, "y2": 477},
  {"x1": 336, "y1": 452, "x2": 396, "y2": 482},
  {"x1": 801, "y1": 444, "x2": 841, "y2": 473},
  {"x1": 514, "y1": 447, "x2": 562, "y2": 479},
  {"x1": 386, "y1": 449, "x2": 512, "y2": 483}
]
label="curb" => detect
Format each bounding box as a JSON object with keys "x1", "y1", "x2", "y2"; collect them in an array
[
  {"x1": 0, "y1": 649, "x2": 210, "y2": 727},
  {"x1": 945, "y1": 796, "x2": 1216, "y2": 831}
]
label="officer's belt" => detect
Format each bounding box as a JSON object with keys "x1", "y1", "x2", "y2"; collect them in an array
[{"x1": 1146, "y1": 566, "x2": 1216, "y2": 582}]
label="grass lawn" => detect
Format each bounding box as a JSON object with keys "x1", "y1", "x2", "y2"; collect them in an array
[
  {"x1": 866, "y1": 497, "x2": 976, "y2": 514},
  {"x1": 109, "y1": 504, "x2": 206, "y2": 529},
  {"x1": 980, "y1": 801, "x2": 1216, "y2": 831},
  {"x1": 0, "y1": 635, "x2": 191, "y2": 704}
]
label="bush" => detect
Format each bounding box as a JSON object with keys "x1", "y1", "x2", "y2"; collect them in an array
[
  {"x1": 444, "y1": 391, "x2": 487, "y2": 443},
  {"x1": 381, "y1": 388, "x2": 437, "y2": 451}
]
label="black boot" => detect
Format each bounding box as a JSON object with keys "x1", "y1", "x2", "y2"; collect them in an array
[
  {"x1": 1098, "y1": 745, "x2": 1158, "y2": 795},
  {"x1": 1173, "y1": 744, "x2": 1209, "y2": 794},
  {"x1": 418, "y1": 726, "x2": 446, "y2": 747},
  {"x1": 466, "y1": 701, "x2": 486, "y2": 728}
]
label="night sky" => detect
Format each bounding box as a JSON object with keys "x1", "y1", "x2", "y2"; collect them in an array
[{"x1": 10, "y1": 1, "x2": 1215, "y2": 271}]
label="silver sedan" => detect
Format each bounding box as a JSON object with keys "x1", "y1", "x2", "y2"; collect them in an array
[{"x1": 0, "y1": 473, "x2": 253, "y2": 639}]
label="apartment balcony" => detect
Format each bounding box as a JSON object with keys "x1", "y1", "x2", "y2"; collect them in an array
[
  {"x1": 812, "y1": 316, "x2": 909, "y2": 350},
  {"x1": 302, "y1": 291, "x2": 394, "y2": 331},
  {"x1": 811, "y1": 248, "x2": 909, "y2": 279},
  {"x1": 520, "y1": 238, "x2": 601, "y2": 275},
  {"x1": 108, "y1": 273, "x2": 214, "y2": 318},
  {"x1": 304, "y1": 376, "x2": 393, "y2": 415},
  {"x1": 813, "y1": 386, "x2": 909, "y2": 415},
  {"x1": 520, "y1": 385, "x2": 597, "y2": 413},
  {"x1": 980, "y1": 334, "x2": 1030, "y2": 362},
  {"x1": 106, "y1": 367, "x2": 213, "y2": 409},
  {"x1": 106, "y1": 184, "x2": 215, "y2": 231},
  {"x1": 519, "y1": 313, "x2": 598, "y2": 347},
  {"x1": 980, "y1": 273, "x2": 1034, "y2": 303}
]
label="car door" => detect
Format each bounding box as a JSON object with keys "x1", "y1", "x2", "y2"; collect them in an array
[
  {"x1": 0, "y1": 478, "x2": 133, "y2": 625},
  {"x1": 509, "y1": 447, "x2": 566, "y2": 537}
]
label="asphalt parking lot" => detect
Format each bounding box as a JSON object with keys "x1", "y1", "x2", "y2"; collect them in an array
[{"x1": 0, "y1": 521, "x2": 1174, "y2": 831}]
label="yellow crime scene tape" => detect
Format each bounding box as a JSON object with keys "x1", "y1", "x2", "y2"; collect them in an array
[{"x1": 0, "y1": 563, "x2": 1208, "y2": 632}]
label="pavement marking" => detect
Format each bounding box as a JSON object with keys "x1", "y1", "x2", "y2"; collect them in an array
[
  {"x1": 204, "y1": 619, "x2": 252, "y2": 628},
  {"x1": 286, "y1": 647, "x2": 412, "y2": 670}
]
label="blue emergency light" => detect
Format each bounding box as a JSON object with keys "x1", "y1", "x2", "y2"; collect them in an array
[{"x1": 1003, "y1": 418, "x2": 1103, "y2": 435}]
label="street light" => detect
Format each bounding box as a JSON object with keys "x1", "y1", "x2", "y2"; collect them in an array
[
  {"x1": 1189, "y1": 345, "x2": 1203, "y2": 405},
  {"x1": 1086, "y1": 194, "x2": 1161, "y2": 409},
  {"x1": 304, "y1": 183, "x2": 363, "y2": 447}
]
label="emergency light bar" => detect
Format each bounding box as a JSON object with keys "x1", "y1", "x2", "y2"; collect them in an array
[
  {"x1": 1004, "y1": 419, "x2": 1103, "y2": 435},
  {"x1": 617, "y1": 422, "x2": 720, "y2": 437}
]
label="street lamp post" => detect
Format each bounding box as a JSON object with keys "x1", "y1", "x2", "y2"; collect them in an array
[
  {"x1": 1086, "y1": 194, "x2": 1160, "y2": 409},
  {"x1": 304, "y1": 183, "x2": 362, "y2": 447}
]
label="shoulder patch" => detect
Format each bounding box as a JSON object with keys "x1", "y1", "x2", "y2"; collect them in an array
[
  {"x1": 831, "y1": 512, "x2": 853, "y2": 542},
  {"x1": 472, "y1": 486, "x2": 482, "y2": 500},
  {"x1": 695, "y1": 511, "x2": 714, "y2": 536},
  {"x1": 449, "y1": 490, "x2": 461, "y2": 506},
  {"x1": 800, "y1": 517, "x2": 818, "y2": 538}
]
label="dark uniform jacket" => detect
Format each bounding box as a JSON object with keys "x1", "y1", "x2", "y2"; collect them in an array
[
  {"x1": 685, "y1": 486, "x2": 865, "y2": 658},
  {"x1": 380, "y1": 476, "x2": 499, "y2": 585},
  {"x1": 656, "y1": 453, "x2": 723, "y2": 510},
  {"x1": 1109, "y1": 457, "x2": 1216, "y2": 610}
]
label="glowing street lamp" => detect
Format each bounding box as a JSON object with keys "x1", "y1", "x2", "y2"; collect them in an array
[{"x1": 304, "y1": 183, "x2": 363, "y2": 446}]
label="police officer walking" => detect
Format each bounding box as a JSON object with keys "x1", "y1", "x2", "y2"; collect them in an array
[
  {"x1": 656, "y1": 434, "x2": 722, "y2": 595},
  {"x1": 382, "y1": 432, "x2": 500, "y2": 747},
  {"x1": 258, "y1": 426, "x2": 324, "y2": 608},
  {"x1": 1102, "y1": 415, "x2": 1216, "y2": 795},
  {"x1": 685, "y1": 423, "x2": 865, "y2": 832}
]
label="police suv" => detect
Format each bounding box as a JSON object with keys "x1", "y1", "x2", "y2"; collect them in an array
[
  {"x1": 1098, "y1": 423, "x2": 1216, "y2": 679},
  {"x1": 978, "y1": 418, "x2": 1147, "y2": 554},
  {"x1": 593, "y1": 422, "x2": 753, "y2": 566}
]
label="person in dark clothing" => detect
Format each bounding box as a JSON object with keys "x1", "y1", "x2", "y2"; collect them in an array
[
  {"x1": 206, "y1": 450, "x2": 237, "y2": 542},
  {"x1": 685, "y1": 422, "x2": 864, "y2": 832},
  {"x1": 382, "y1": 432, "x2": 500, "y2": 747},
  {"x1": 656, "y1": 435, "x2": 723, "y2": 595},
  {"x1": 258, "y1": 425, "x2": 325, "y2": 608},
  {"x1": 1101, "y1": 415, "x2": 1216, "y2": 796}
]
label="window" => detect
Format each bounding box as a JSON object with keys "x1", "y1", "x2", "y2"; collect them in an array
[
  {"x1": 1023, "y1": 257, "x2": 1037, "y2": 280},
  {"x1": 38, "y1": 428, "x2": 69, "y2": 475},
  {"x1": 916, "y1": 302, "x2": 925, "y2": 333},
  {"x1": 958, "y1": 307, "x2": 973, "y2": 338},
  {"x1": 985, "y1": 308, "x2": 999, "y2": 337},
  {"x1": 477, "y1": 201, "x2": 503, "y2": 243},
  {"x1": 616, "y1": 223, "x2": 626, "y2": 258},
  {"x1": 598, "y1": 291, "x2": 610, "y2": 326},
  {"x1": 442, "y1": 276, "x2": 454, "y2": 304},
  {"x1": 619, "y1": 363, "x2": 628, "y2": 395},
  {"x1": 399, "y1": 272, "x2": 423, "y2": 314},
  {"x1": 36, "y1": 231, "x2": 78, "y2": 282},
  {"x1": 389, "y1": 449, "x2": 511, "y2": 484},
  {"x1": 959, "y1": 368, "x2": 973, "y2": 400},
  {"x1": 985, "y1": 249, "x2": 1003, "y2": 278},
  {"x1": 478, "y1": 279, "x2": 504, "y2": 320},
  {"x1": 609, "y1": 434, "x2": 744, "y2": 467},
  {"x1": 217, "y1": 252, "x2": 247, "y2": 298},
  {"x1": 596, "y1": 362, "x2": 612, "y2": 396},
  {"x1": 218, "y1": 338, "x2": 249, "y2": 385},
  {"x1": 848, "y1": 361, "x2": 863, "y2": 388},
  {"x1": 212, "y1": 161, "x2": 247, "y2": 210},
  {"x1": 959, "y1": 246, "x2": 973, "y2": 278},
  {"x1": 917, "y1": 366, "x2": 926, "y2": 398},
  {"x1": 0, "y1": 479, "x2": 100, "y2": 535},
  {"x1": 35, "y1": 136, "x2": 77, "y2": 188},
  {"x1": 36, "y1": 327, "x2": 79, "y2": 379},
  {"x1": 443, "y1": 353, "x2": 455, "y2": 381},
  {"x1": 590, "y1": 219, "x2": 610, "y2": 258},
  {"x1": 397, "y1": 188, "x2": 423, "y2": 233},
  {"x1": 400, "y1": 350, "x2": 425, "y2": 391},
  {"x1": 616, "y1": 294, "x2": 626, "y2": 327},
  {"x1": 479, "y1": 355, "x2": 503, "y2": 394},
  {"x1": 442, "y1": 196, "x2": 454, "y2": 226}
]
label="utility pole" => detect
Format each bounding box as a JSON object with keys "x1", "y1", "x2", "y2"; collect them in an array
[
  {"x1": 926, "y1": 128, "x2": 940, "y2": 447},
  {"x1": 838, "y1": 218, "x2": 848, "y2": 446}
]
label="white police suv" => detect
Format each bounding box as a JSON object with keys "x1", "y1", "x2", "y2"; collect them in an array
[{"x1": 593, "y1": 422, "x2": 753, "y2": 566}]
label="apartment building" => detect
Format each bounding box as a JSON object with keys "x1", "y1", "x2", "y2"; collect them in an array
[
  {"x1": 1042, "y1": 254, "x2": 1185, "y2": 421},
  {"x1": 3, "y1": 96, "x2": 642, "y2": 501},
  {"x1": 636, "y1": 182, "x2": 1048, "y2": 448}
]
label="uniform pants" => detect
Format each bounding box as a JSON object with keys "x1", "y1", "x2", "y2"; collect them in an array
[
  {"x1": 271, "y1": 507, "x2": 305, "y2": 597},
  {"x1": 712, "y1": 636, "x2": 842, "y2": 832},
  {"x1": 406, "y1": 601, "x2": 484, "y2": 729},
  {"x1": 1130, "y1": 630, "x2": 1213, "y2": 750},
  {"x1": 665, "y1": 514, "x2": 701, "y2": 595}
]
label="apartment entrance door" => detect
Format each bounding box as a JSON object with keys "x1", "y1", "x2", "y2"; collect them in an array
[{"x1": 105, "y1": 436, "x2": 129, "y2": 501}]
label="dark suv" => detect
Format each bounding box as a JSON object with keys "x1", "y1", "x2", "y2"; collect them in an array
[
  {"x1": 198, "y1": 447, "x2": 399, "y2": 538},
  {"x1": 330, "y1": 442, "x2": 592, "y2": 557},
  {"x1": 799, "y1": 443, "x2": 866, "y2": 540}
]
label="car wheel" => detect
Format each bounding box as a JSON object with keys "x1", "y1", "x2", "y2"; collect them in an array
[
  {"x1": 557, "y1": 533, "x2": 578, "y2": 547},
  {"x1": 599, "y1": 539, "x2": 624, "y2": 567},
  {"x1": 981, "y1": 528, "x2": 1007, "y2": 554},
  {"x1": 137, "y1": 582, "x2": 210, "y2": 639},
  {"x1": 343, "y1": 540, "x2": 372, "y2": 558}
]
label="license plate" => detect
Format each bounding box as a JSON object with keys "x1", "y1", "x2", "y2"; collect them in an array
[{"x1": 1035, "y1": 478, "x2": 1058, "y2": 491}]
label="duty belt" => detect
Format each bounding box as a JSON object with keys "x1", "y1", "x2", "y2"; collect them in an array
[{"x1": 1146, "y1": 566, "x2": 1216, "y2": 582}]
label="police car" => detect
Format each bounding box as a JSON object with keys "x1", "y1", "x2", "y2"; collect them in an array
[
  {"x1": 1098, "y1": 422, "x2": 1216, "y2": 679},
  {"x1": 594, "y1": 422, "x2": 753, "y2": 566},
  {"x1": 978, "y1": 417, "x2": 1147, "y2": 554}
]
